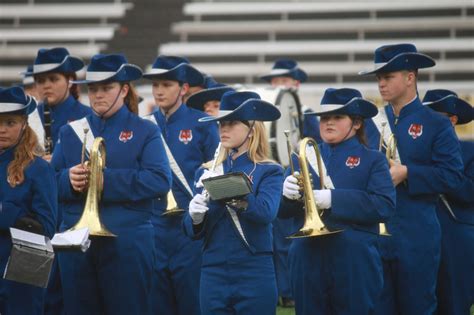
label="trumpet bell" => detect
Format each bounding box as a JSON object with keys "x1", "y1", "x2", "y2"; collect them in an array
[
  {"x1": 161, "y1": 191, "x2": 185, "y2": 216},
  {"x1": 379, "y1": 223, "x2": 391, "y2": 237}
]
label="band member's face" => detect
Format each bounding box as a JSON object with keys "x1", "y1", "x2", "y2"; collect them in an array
[
  {"x1": 203, "y1": 100, "x2": 220, "y2": 117},
  {"x1": 0, "y1": 115, "x2": 25, "y2": 150},
  {"x1": 88, "y1": 82, "x2": 128, "y2": 118},
  {"x1": 34, "y1": 72, "x2": 70, "y2": 106},
  {"x1": 183, "y1": 85, "x2": 203, "y2": 103},
  {"x1": 270, "y1": 77, "x2": 300, "y2": 89},
  {"x1": 152, "y1": 80, "x2": 188, "y2": 111},
  {"x1": 376, "y1": 71, "x2": 414, "y2": 104},
  {"x1": 219, "y1": 120, "x2": 251, "y2": 150},
  {"x1": 319, "y1": 114, "x2": 359, "y2": 144}
]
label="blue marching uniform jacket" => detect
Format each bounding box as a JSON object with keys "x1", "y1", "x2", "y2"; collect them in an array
[
  {"x1": 38, "y1": 95, "x2": 91, "y2": 153},
  {"x1": 50, "y1": 105, "x2": 172, "y2": 315},
  {"x1": 0, "y1": 148, "x2": 57, "y2": 315},
  {"x1": 436, "y1": 140, "x2": 474, "y2": 315},
  {"x1": 184, "y1": 153, "x2": 283, "y2": 315},
  {"x1": 147, "y1": 104, "x2": 219, "y2": 315},
  {"x1": 364, "y1": 97, "x2": 464, "y2": 315},
  {"x1": 279, "y1": 136, "x2": 395, "y2": 315}
]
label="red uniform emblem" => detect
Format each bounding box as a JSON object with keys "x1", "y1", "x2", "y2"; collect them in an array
[
  {"x1": 345, "y1": 156, "x2": 360, "y2": 169},
  {"x1": 119, "y1": 130, "x2": 133, "y2": 143},
  {"x1": 179, "y1": 129, "x2": 193, "y2": 144},
  {"x1": 408, "y1": 124, "x2": 423, "y2": 139}
]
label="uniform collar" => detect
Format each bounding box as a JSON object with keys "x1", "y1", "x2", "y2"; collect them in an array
[
  {"x1": 323, "y1": 136, "x2": 360, "y2": 155},
  {"x1": 157, "y1": 103, "x2": 187, "y2": 124},
  {"x1": 225, "y1": 150, "x2": 251, "y2": 169},
  {"x1": 90, "y1": 104, "x2": 129, "y2": 127},
  {"x1": 389, "y1": 95, "x2": 422, "y2": 119}
]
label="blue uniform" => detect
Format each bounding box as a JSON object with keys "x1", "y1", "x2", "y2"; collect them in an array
[
  {"x1": 279, "y1": 137, "x2": 395, "y2": 315},
  {"x1": 184, "y1": 153, "x2": 283, "y2": 315},
  {"x1": 364, "y1": 98, "x2": 464, "y2": 315},
  {"x1": 38, "y1": 95, "x2": 90, "y2": 315},
  {"x1": 0, "y1": 148, "x2": 57, "y2": 315},
  {"x1": 148, "y1": 104, "x2": 219, "y2": 315},
  {"x1": 436, "y1": 140, "x2": 474, "y2": 315},
  {"x1": 50, "y1": 105, "x2": 172, "y2": 315}
]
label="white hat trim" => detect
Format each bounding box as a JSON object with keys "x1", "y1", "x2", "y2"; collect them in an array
[
  {"x1": 86, "y1": 71, "x2": 116, "y2": 81},
  {"x1": 269, "y1": 68, "x2": 292, "y2": 76},
  {"x1": 0, "y1": 103, "x2": 27, "y2": 112},
  {"x1": 34, "y1": 62, "x2": 61, "y2": 73},
  {"x1": 147, "y1": 68, "x2": 170, "y2": 74},
  {"x1": 22, "y1": 76, "x2": 35, "y2": 85}
]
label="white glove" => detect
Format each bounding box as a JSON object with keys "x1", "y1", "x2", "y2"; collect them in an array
[
  {"x1": 283, "y1": 172, "x2": 301, "y2": 200},
  {"x1": 313, "y1": 189, "x2": 332, "y2": 209},
  {"x1": 189, "y1": 194, "x2": 209, "y2": 225},
  {"x1": 196, "y1": 169, "x2": 220, "y2": 189}
]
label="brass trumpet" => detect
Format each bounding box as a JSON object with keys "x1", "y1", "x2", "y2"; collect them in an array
[
  {"x1": 377, "y1": 122, "x2": 396, "y2": 237},
  {"x1": 68, "y1": 133, "x2": 115, "y2": 237},
  {"x1": 284, "y1": 131, "x2": 342, "y2": 238}
]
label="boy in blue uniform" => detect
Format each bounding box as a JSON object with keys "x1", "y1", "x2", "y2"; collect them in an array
[
  {"x1": 50, "y1": 54, "x2": 172, "y2": 315},
  {"x1": 359, "y1": 43, "x2": 464, "y2": 315},
  {"x1": 142, "y1": 55, "x2": 219, "y2": 315},
  {"x1": 423, "y1": 89, "x2": 474, "y2": 315},
  {"x1": 185, "y1": 91, "x2": 283, "y2": 315},
  {"x1": 0, "y1": 86, "x2": 57, "y2": 315},
  {"x1": 187, "y1": 78, "x2": 234, "y2": 117},
  {"x1": 279, "y1": 88, "x2": 395, "y2": 315}
]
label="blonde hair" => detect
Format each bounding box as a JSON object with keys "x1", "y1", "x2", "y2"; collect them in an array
[
  {"x1": 7, "y1": 118, "x2": 42, "y2": 187},
  {"x1": 204, "y1": 120, "x2": 275, "y2": 168}
]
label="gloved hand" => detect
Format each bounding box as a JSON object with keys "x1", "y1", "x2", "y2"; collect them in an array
[
  {"x1": 313, "y1": 189, "x2": 332, "y2": 209},
  {"x1": 189, "y1": 193, "x2": 209, "y2": 225},
  {"x1": 195, "y1": 169, "x2": 220, "y2": 189},
  {"x1": 283, "y1": 172, "x2": 301, "y2": 200}
]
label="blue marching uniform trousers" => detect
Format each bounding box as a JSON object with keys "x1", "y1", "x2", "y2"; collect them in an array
[
  {"x1": 184, "y1": 154, "x2": 284, "y2": 315},
  {"x1": 51, "y1": 106, "x2": 172, "y2": 315},
  {"x1": 272, "y1": 217, "x2": 293, "y2": 299},
  {"x1": 0, "y1": 150, "x2": 58, "y2": 315},
  {"x1": 152, "y1": 215, "x2": 203, "y2": 315},
  {"x1": 363, "y1": 98, "x2": 464, "y2": 315},
  {"x1": 436, "y1": 140, "x2": 474, "y2": 315},
  {"x1": 279, "y1": 137, "x2": 396, "y2": 315},
  {"x1": 288, "y1": 230, "x2": 383, "y2": 315}
]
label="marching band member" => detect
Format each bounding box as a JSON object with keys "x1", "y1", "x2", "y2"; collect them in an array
[
  {"x1": 20, "y1": 65, "x2": 40, "y2": 100},
  {"x1": 359, "y1": 43, "x2": 464, "y2": 315},
  {"x1": 423, "y1": 89, "x2": 474, "y2": 315},
  {"x1": 261, "y1": 58, "x2": 320, "y2": 307},
  {"x1": 280, "y1": 87, "x2": 395, "y2": 315},
  {"x1": 142, "y1": 55, "x2": 219, "y2": 315},
  {"x1": 50, "y1": 54, "x2": 172, "y2": 315},
  {"x1": 0, "y1": 86, "x2": 57, "y2": 315},
  {"x1": 186, "y1": 78, "x2": 234, "y2": 117},
  {"x1": 30, "y1": 47, "x2": 91, "y2": 161},
  {"x1": 184, "y1": 90, "x2": 283, "y2": 315}
]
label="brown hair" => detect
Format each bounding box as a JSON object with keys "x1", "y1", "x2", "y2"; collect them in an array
[
  {"x1": 352, "y1": 116, "x2": 368, "y2": 146},
  {"x1": 7, "y1": 118, "x2": 41, "y2": 187},
  {"x1": 64, "y1": 72, "x2": 80, "y2": 100},
  {"x1": 123, "y1": 83, "x2": 140, "y2": 115},
  {"x1": 204, "y1": 121, "x2": 274, "y2": 168}
]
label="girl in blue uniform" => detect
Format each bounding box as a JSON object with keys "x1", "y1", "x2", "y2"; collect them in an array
[
  {"x1": 50, "y1": 54, "x2": 172, "y2": 315},
  {"x1": 29, "y1": 47, "x2": 91, "y2": 159},
  {"x1": 184, "y1": 91, "x2": 283, "y2": 315},
  {"x1": 279, "y1": 88, "x2": 396, "y2": 315},
  {"x1": 0, "y1": 86, "x2": 57, "y2": 315},
  {"x1": 423, "y1": 89, "x2": 474, "y2": 315}
]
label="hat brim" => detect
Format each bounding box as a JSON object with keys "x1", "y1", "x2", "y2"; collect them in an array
[
  {"x1": 425, "y1": 96, "x2": 473, "y2": 125},
  {"x1": 187, "y1": 86, "x2": 235, "y2": 111},
  {"x1": 72, "y1": 64, "x2": 142, "y2": 84},
  {"x1": 359, "y1": 52, "x2": 435, "y2": 75},
  {"x1": 29, "y1": 56, "x2": 84, "y2": 75},
  {"x1": 0, "y1": 95, "x2": 37, "y2": 116},
  {"x1": 306, "y1": 98, "x2": 378, "y2": 119},
  {"x1": 260, "y1": 68, "x2": 307, "y2": 83},
  {"x1": 143, "y1": 64, "x2": 204, "y2": 86},
  {"x1": 199, "y1": 99, "x2": 281, "y2": 122}
]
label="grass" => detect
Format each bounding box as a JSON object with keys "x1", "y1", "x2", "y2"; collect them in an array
[{"x1": 277, "y1": 306, "x2": 295, "y2": 315}]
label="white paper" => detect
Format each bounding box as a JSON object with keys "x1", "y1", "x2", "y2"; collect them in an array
[
  {"x1": 51, "y1": 228, "x2": 90, "y2": 252},
  {"x1": 9, "y1": 228, "x2": 52, "y2": 252}
]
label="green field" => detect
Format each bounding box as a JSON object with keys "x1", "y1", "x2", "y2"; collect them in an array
[{"x1": 277, "y1": 306, "x2": 295, "y2": 315}]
